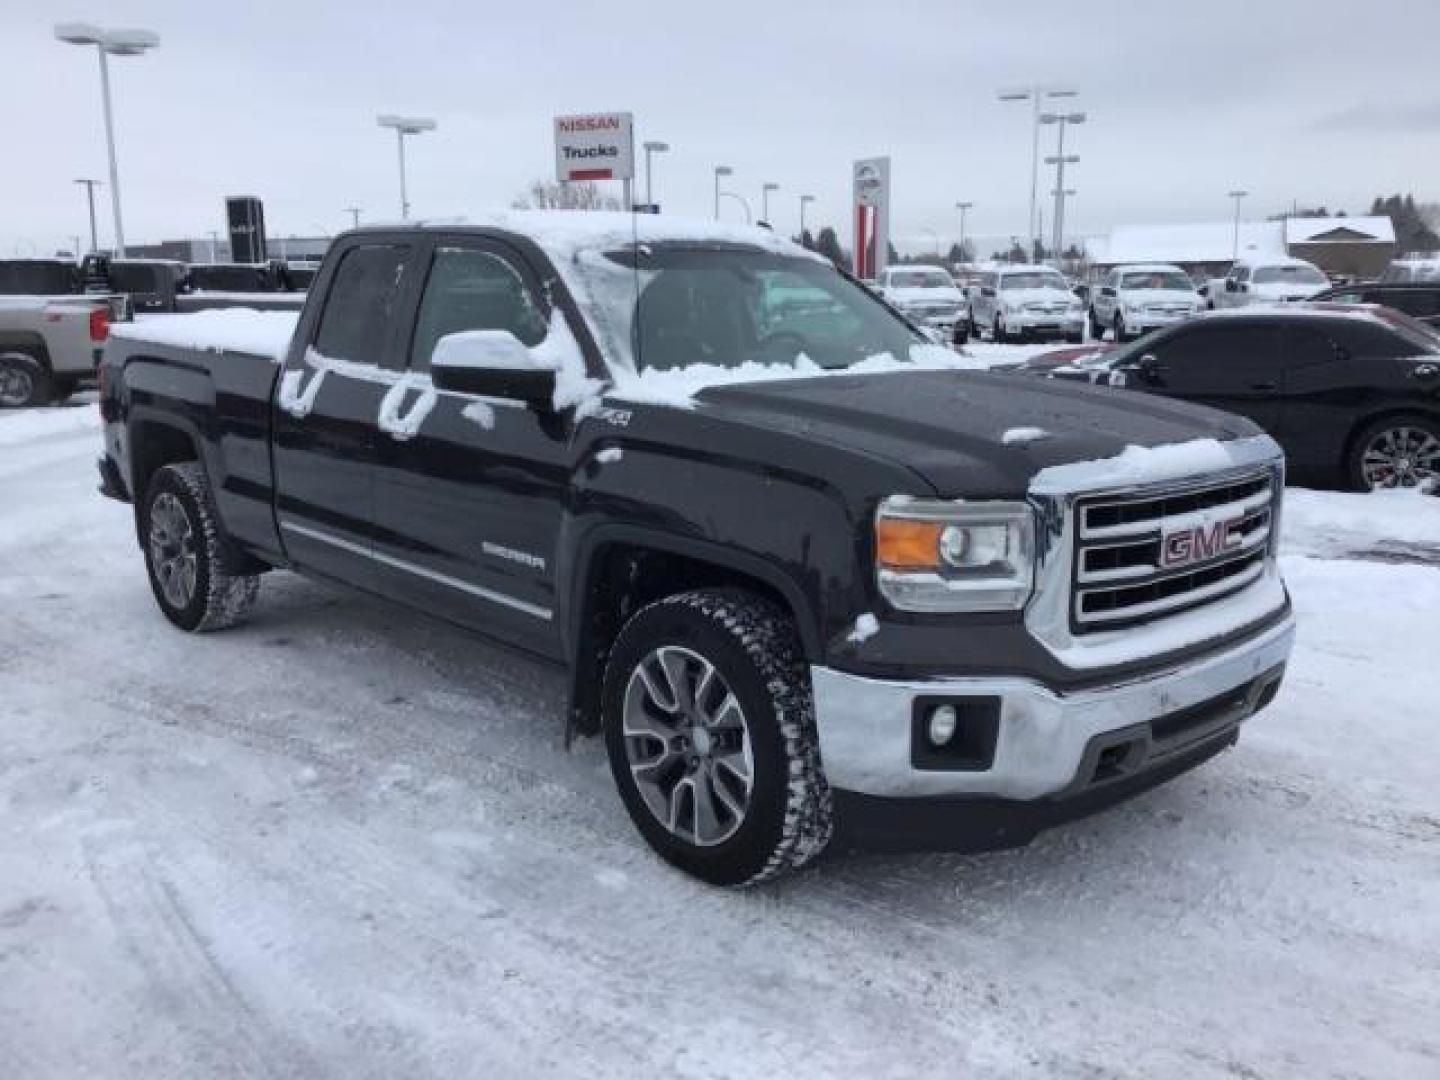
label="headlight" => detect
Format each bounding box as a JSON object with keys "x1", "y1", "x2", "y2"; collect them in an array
[{"x1": 874, "y1": 497, "x2": 1034, "y2": 611}]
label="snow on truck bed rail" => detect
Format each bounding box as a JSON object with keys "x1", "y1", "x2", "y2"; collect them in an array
[{"x1": 109, "y1": 308, "x2": 299, "y2": 361}]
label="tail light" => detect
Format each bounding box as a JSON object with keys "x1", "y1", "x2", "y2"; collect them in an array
[{"x1": 90, "y1": 305, "x2": 110, "y2": 343}]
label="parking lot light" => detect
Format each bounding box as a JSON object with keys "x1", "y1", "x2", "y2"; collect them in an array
[
  {"x1": 713, "y1": 165, "x2": 733, "y2": 220},
  {"x1": 1228, "y1": 190, "x2": 1249, "y2": 261},
  {"x1": 1040, "y1": 111, "x2": 1086, "y2": 260},
  {"x1": 55, "y1": 22, "x2": 160, "y2": 258},
  {"x1": 642, "y1": 141, "x2": 670, "y2": 208},
  {"x1": 998, "y1": 87, "x2": 1077, "y2": 252},
  {"x1": 761, "y1": 182, "x2": 780, "y2": 225},
  {"x1": 377, "y1": 114, "x2": 437, "y2": 220}
]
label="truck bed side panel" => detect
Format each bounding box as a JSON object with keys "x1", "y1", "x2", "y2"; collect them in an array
[{"x1": 111, "y1": 341, "x2": 285, "y2": 563}]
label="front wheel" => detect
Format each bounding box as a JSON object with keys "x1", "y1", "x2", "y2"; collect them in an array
[
  {"x1": 602, "y1": 589, "x2": 833, "y2": 886},
  {"x1": 1349, "y1": 415, "x2": 1440, "y2": 491},
  {"x1": 1088, "y1": 307, "x2": 1103, "y2": 338},
  {"x1": 952, "y1": 320, "x2": 970, "y2": 346},
  {"x1": 141, "y1": 462, "x2": 260, "y2": 632}
]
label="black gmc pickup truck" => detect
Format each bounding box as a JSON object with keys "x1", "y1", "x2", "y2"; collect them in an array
[{"x1": 99, "y1": 214, "x2": 1295, "y2": 885}]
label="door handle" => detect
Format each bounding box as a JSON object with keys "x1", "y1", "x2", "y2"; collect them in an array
[
  {"x1": 1249, "y1": 381, "x2": 1278, "y2": 392},
  {"x1": 378, "y1": 380, "x2": 437, "y2": 441}
]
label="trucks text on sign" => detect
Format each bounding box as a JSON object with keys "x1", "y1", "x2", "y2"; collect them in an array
[{"x1": 554, "y1": 112, "x2": 634, "y2": 183}]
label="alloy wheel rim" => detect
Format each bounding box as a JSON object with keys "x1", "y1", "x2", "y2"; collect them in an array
[
  {"x1": 0, "y1": 364, "x2": 32, "y2": 406},
  {"x1": 622, "y1": 645, "x2": 754, "y2": 847},
  {"x1": 148, "y1": 492, "x2": 199, "y2": 608},
  {"x1": 1361, "y1": 426, "x2": 1440, "y2": 489}
]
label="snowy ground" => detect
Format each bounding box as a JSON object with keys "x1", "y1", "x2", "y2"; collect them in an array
[{"x1": 2, "y1": 396, "x2": 1438, "y2": 1080}]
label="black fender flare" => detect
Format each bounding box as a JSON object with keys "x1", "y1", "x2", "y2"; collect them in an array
[{"x1": 561, "y1": 523, "x2": 823, "y2": 741}]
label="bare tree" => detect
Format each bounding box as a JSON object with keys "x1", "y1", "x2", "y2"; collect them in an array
[{"x1": 512, "y1": 179, "x2": 621, "y2": 211}]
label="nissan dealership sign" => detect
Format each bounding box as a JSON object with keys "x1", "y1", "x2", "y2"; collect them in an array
[{"x1": 554, "y1": 112, "x2": 634, "y2": 183}]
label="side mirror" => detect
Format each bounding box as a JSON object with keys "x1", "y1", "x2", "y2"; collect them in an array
[
  {"x1": 1102, "y1": 286, "x2": 1116, "y2": 297},
  {"x1": 982, "y1": 287, "x2": 996, "y2": 298},
  {"x1": 430, "y1": 330, "x2": 557, "y2": 409},
  {"x1": 1225, "y1": 279, "x2": 1239, "y2": 293},
  {"x1": 1137, "y1": 353, "x2": 1161, "y2": 382}
]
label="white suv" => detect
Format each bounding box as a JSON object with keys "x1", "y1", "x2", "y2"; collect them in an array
[
  {"x1": 968, "y1": 264, "x2": 1084, "y2": 343},
  {"x1": 875, "y1": 265, "x2": 969, "y2": 344},
  {"x1": 1211, "y1": 256, "x2": 1328, "y2": 309},
  {"x1": 1089, "y1": 263, "x2": 1204, "y2": 341}
]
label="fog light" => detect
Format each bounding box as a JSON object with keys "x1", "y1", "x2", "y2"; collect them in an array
[{"x1": 928, "y1": 704, "x2": 958, "y2": 746}]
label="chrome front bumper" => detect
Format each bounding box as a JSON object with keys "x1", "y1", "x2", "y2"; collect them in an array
[{"x1": 811, "y1": 613, "x2": 1294, "y2": 799}]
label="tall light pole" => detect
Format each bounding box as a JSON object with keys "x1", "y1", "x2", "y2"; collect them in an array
[
  {"x1": 55, "y1": 23, "x2": 160, "y2": 258},
  {"x1": 955, "y1": 201, "x2": 973, "y2": 263},
  {"x1": 1228, "y1": 189, "x2": 1248, "y2": 261},
  {"x1": 344, "y1": 207, "x2": 362, "y2": 229},
  {"x1": 377, "y1": 114, "x2": 437, "y2": 219},
  {"x1": 998, "y1": 86, "x2": 1077, "y2": 251},
  {"x1": 761, "y1": 182, "x2": 779, "y2": 224},
  {"x1": 799, "y1": 194, "x2": 815, "y2": 239},
  {"x1": 642, "y1": 141, "x2": 669, "y2": 208},
  {"x1": 74, "y1": 178, "x2": 102, "y2": 253},
  {"x1": 207, "y1": 230, "x2": 220, "y2": 263},
  {"x1": 719, "y1": 192, "x2": 753, "y2": 224},
  {"x1": 713, "y1": 165, "x2": 733, "y2": 220},
  {"x1": 1041, "y1": 111, "x2": 1085, "y2": 260}
]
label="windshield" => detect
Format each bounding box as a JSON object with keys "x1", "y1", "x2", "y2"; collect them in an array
[
  {"x1": 1121, "y1": 271, "x2": 1195, "y2": 291},
  {"x1": 1254, "y1": 265, "x2": 1327, "y2": 286},
  {"x1": 1001, "y1": 271, "x2": 1067, "y2": 291},
  {"x1": 888, "y1": 269, "x2": 952, "y2": 289},
  {"x1": 0, "y1": 261, "x2": 76, "y2": 295},
  {"x1": 578, "y1": 246, "x2": 925, "y2": 373}
]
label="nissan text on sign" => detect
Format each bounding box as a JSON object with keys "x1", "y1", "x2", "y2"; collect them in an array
[{"x1": 554, "y1": 112, "x2": 634, "y2": 183}]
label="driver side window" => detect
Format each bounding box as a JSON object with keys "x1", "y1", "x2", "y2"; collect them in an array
[{"x1": 409, "y1": 246, "x2": 548, "y2": 373}]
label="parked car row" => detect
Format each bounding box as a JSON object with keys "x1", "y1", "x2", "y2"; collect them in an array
[
  {"x1": 1009, "y1": 305, "x2": 1440, "y2": 491},
  {"x1": 0, "y1": 256, "x2": 311, "y2": 315}
]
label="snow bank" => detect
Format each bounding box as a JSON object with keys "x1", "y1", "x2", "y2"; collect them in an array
[
  {"x1": 1283, "y1": 486, "x2": 1440, "y2": 559},
  {"x1": 109, "y1": 308, "x2": 299, "y2": 362},
  {"x1": 1030, "y1": 435, "x2": 1279, "y2": 494},
  {"x1": 0, "y1": 405, "x2": 99, "y2": 446}
]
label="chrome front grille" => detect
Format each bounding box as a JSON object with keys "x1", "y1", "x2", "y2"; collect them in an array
[{"x1": 1071, "y1": 472, "x2": 1275, "y2": 632}]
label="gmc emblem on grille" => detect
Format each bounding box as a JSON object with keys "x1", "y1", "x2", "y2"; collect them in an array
[{"x1": 1160, "y1": 517, "x2": 1243, "y2": 568}]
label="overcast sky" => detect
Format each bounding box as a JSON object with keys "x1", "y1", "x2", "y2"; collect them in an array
[{"x1": 4, "y1": 0, "x2": 1438, "y2": 257}]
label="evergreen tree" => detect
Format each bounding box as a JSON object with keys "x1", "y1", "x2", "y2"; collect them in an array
[{"x1": 815, "y1": 226, "x2": 846, "y2": 268}]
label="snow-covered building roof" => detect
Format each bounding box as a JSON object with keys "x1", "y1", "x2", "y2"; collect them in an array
[
  {"x1": 1085, "y1": 215, "x2": 1398, "y2": 270},
  {"x1": 1085, "y1": 221, "x2": 1286, "y2": 266},
  {"x1": 1283, "y1": 215, "x2": 1394, "y2": 245}
]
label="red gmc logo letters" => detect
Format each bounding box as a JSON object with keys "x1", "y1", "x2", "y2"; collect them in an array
[{"x1": 1160, "y1": 517, "x2": 1243, "y2": 568}]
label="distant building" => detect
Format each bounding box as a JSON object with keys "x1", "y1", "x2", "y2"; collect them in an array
[
  {"x1": 1085, "y1": 216, "x2": 1396, "y2": 280},
  {"x1": 125, "y1": 235, "x2": 332, "y2": 264}
]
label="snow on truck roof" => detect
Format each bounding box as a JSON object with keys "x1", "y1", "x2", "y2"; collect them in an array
[{"x1": 359, "y1": 211, "x2": 824, "y2": 263}]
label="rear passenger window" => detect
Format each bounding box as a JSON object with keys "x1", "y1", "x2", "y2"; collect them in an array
[
  {"x1": 409, "y1": 247, "x2": 548, "y2": 372},
  {"x1": 313, "y1": 244, "x2": 410, "y2": 363}
]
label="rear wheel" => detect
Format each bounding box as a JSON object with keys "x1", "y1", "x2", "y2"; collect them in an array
[
  {"x1": 1088, "y1": 307, "x2": 1103, "y2": 338},
  {"x1": 1348, "y1": 415, "x2": 1440, "y2": 491},
  {"x1": 602, "y1": 589, "x2": 832, "y2": 886},
  {"x1": 141, "y1": 462, "x2": 260, "y2": 632},
  {"x1": 0, "y1": 351, "x2": 53, "y2": 408}
]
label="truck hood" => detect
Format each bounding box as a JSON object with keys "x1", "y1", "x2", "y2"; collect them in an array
[
  {"x1": 1119, "y1": 289, "x2": 1201, "y2": 306},
  {"x1": 886, "y1": 286, "x2": 966, "y2": 306},
  {"x1": 1001, "y1": 287, "x2": 1075, "y2": 308},
  {"x1": 1253, "y1": 283, "x2": 1326, "y2": 302},
  {"x1": 694, "y1": 368, "x2": 1258, "y2": 497}
]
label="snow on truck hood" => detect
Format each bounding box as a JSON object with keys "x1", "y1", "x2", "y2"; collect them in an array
[{"x1": 885, "y1": 286, "x2": 965, "y2": 305}]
